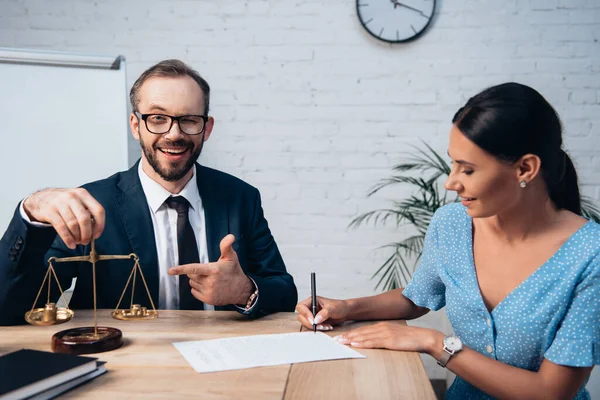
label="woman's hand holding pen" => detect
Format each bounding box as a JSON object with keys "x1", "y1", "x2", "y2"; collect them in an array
[
  {"x1": 333, "y1": 322, "x2": 443, "y2": 354},
  {"x1": 296, "y1": 296, "x2": 351, "y2": 331}
]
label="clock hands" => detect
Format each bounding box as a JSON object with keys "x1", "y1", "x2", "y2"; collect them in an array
[
  {"x1": 357, "y1": 0, "x2": 434, "y2": 42},
  {"x1": 390, "y1": 0, "x2": 429, "y2": 18}
]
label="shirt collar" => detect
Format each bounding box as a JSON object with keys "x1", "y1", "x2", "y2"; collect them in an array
[{"x1": 137, "y1": 162, "x2": 200, "y2": 213}]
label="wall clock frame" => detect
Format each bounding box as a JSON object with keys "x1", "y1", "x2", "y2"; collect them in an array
[{"x1": 356, "y1": 0, "x2": 437, "y2": 43}]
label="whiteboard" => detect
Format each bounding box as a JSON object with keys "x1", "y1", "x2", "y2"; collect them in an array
[{"x1": 0, "y1": 48, "x2": 129, "y2": 233}]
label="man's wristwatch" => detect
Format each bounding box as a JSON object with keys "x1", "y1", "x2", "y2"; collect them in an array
[
  {"x1": 243, "y1": 278, "x2": 259, "y2": 311},
  {"x1": 437, "y1": 335, "x2": 463, "y2": 368}
]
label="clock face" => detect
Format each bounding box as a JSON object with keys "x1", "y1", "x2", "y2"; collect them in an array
[
  {"x1": 356, "y1": 0, "x2": 436, "y2": 43},
  {"x1": 444, "y1": 336, "x2": 462, "y2": 351}
]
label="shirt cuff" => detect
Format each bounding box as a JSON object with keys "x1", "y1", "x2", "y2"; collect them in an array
[
  {"x1": 544, "y1": 337, "x2": 600, "y2": 367},
  {"x1": 402, "y1": 283, "x2": 446, "y2": 311},
  {"x1": 234, "y1": 276, "x2": 259, "y2": 315},
  {"x1": 19, "y1": 199, "x2": 51, "y2": 228}
]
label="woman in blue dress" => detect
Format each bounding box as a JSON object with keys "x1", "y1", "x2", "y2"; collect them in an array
[{"x1": 296, "y1": 82, "x2": 599, "y2": 399}]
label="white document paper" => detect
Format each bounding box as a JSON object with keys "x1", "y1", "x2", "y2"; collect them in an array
[{"x1": 173, "y1": 332, "x2": 366, "y2": 373}]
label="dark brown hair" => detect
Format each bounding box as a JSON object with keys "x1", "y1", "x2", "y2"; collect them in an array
[
  {"x1": 130, "y1": 59, "x2": 210, "y2": 115},
  {"x1": 453, "y1": 82, "x2": 581, "y2": 214}
]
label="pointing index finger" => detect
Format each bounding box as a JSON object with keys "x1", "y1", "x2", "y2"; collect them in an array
[{"x1": 168, "y1": 263, "x2": 218, "y2": 276}]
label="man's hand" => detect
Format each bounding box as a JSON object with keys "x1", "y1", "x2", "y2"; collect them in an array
[
  {"x1": 168, "y1": 234, "x2": 254, "y2": 306},
  {"x1": 23, "y1": 188, "x2": 105, "y2": 249}
]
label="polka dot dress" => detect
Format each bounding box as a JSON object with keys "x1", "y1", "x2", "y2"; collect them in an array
[{"x1": 403, "y1": 203, "x2": 600, "y2": 400}]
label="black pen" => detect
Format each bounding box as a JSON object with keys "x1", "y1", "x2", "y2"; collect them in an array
[{"x1": 311, "y1": 272, "x2": 317, "y2": 333}]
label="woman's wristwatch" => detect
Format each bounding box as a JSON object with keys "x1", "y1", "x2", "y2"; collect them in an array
[{"x1": 437, "y1": 335, "x2": 463, "y2": 368}]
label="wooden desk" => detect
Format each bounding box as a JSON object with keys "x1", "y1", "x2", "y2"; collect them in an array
[{"x1": 0, "y1": 311, "x2": 436, "y2": 399}]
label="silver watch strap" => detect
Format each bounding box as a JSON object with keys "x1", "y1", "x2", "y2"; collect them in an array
[{"x1": 437, "y1": 348, "x2": 453, "y2": 368}]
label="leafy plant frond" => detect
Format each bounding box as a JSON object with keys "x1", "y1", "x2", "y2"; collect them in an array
[
  {"x1": 371, "y1": 246, "x2": 422, "y2": 290},
  {"x1": 393, "y1": 142, "x2": 451, "y2": 176},
  {"x1": 376, "y1": 237, "x2": 424, "y2": 260},
  {"x1": 368, "y1": 176, "x2": 436, "y2": 197},
  {"x1": 413, "y1": 141, "x2": 452, "y2": 176},
  {"x1": 582, "y1": 196, "x2": 600, "y2": 223},
  {"x1": 398, "y1": 235, "x2": 425, "y2": 257},
  {"x1": 349, "y1": 208, "x2": 415, "y2": 229}
]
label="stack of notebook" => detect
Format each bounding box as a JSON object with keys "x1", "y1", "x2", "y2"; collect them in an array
[{"x1": 0, "y1": 349, "x2": 107, "y2": 400}]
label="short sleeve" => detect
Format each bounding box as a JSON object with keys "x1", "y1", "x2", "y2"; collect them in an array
[
  {"x1": 402, "y1": 209, "x2": 446, "y2": 311},
  {"x1": 544, "y1": 255, "x2": 600, "y2": 367}
]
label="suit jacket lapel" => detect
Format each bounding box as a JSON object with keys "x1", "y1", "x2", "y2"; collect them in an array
[
  {"x1": 196, "y1": 164, "x2": 229, "y2": 263},
  {"x1": 113, "y1": 161, "x2": 159, "y2": 305},
  {"x1": 196, "y1": 165, "x2": 230, "y2": 311}
]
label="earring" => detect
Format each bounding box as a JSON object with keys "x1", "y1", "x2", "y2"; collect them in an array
[{"x1": 520, "y1": 181, "x2": 527, "y2": 188}]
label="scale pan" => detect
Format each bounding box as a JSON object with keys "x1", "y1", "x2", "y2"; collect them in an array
[
  {"x1": 112, "y1": 304, "x2": 158, "y2": 321},
  {"x1": 25, "y1": 306, "x2": 74, "y2": 326}
]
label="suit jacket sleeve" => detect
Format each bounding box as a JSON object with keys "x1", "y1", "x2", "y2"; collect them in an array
[
  {"x1": 241, "y1": 188, "x2": 297, "y2": 318},
  {"x1": 0, "y1": 206, "x2": 77, "y2": 325}
]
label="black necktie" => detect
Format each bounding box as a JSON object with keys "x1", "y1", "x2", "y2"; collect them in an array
[{"x1": 165, "y1": 196, "x2": 203, "y2": 310}]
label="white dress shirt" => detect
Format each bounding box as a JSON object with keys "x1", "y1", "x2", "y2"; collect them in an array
[{"x1": 137, "y1": 163, "x2": 213, "y2": 310}]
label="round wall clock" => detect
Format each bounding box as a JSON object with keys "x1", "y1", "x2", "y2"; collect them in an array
[{"x1": 356, "y1": 0, "x2": 436, "y2": 43}]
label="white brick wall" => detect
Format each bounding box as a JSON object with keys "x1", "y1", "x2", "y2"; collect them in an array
[{"x1": 2, "y1": 0, "x2": 599, "y2": 384}]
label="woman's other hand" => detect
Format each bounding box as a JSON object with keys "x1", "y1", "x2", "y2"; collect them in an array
[{"x1": 333, "y1": 321, "x2": 444, "y2": 354}]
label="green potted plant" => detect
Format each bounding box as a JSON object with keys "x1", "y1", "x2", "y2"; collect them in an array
[{"x1": 350, "y1": 143, "x2": 600, "y2": 291}]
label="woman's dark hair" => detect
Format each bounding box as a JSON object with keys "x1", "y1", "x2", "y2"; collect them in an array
[{"x1": 452, "y1": 82, "x2": 581, "y2": 215}]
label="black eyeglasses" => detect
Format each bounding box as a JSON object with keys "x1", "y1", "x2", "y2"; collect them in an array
[{"x1": 134, "y1": 112, "x2": 208, "y2": 135}]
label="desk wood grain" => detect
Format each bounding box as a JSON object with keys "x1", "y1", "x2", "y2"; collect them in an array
[
  {"x1": 285, "y1": 321, "x2": 437, "y2": 399},
  {"x1": 0, "y1": 311, "x2": 435, "y2": 399}
]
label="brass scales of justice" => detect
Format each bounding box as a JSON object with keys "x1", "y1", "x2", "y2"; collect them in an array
[{"x1": 24, "y1": 231, "x2": 158, "y2": 355}]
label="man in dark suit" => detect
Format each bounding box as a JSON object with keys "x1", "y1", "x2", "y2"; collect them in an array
[{"x1": 0, "y1": 59, "x2": 297, "y2": 325}]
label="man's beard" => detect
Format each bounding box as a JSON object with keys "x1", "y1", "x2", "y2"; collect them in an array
[{"x1": 139, "y1": 135, "x2": 203, "y2": 182}]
